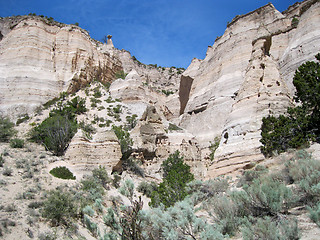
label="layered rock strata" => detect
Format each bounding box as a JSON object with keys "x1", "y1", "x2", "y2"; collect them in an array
[
  {"x1": 0, "y1": 16, "x2": 122, "y2": 118},
  {"x1": 179, "y1": 0, "x2": 320, "y2": 176},
  {"x1": 0, "y1": 15, "x2": 181, "y2": 120},
  {"x1": 65, "y1": 129, "x2": 121, "y2": 175}
]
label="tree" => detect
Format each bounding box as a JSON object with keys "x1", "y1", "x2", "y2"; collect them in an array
[
  {"x1": 260, "y1": 110, "x2": 310, "y2": 157},
  {"x1": 293, "y1": 53, "x2": 320, "y2": 139},
  {"x1": 29, "y1": 96, "x2": 86, "y2": 156},
  {"x1": 30, "y1": 114, "x2": 77, "y2": 156},
  {"x1": 260, "y1": 53, "x2": 320, "y2": 156},
  {"x1": 150, "y1": 151, "x2": 194, "y2": 208},
  {"x1": 112, "y1": 125, "x2": 133, "y2": 160}
]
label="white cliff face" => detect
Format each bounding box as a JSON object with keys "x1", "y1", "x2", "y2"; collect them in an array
[
  {"x1": 179, "y1": 0, "x2": 320, "y2": 176},
  {"x1": 0, "y1": 15, "x2": 182, "y2": 121},
  {"x1": 0, "y1": 16, "x2": 122, "y2": 119}
]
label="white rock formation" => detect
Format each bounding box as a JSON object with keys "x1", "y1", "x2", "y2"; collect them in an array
[
  {"x1": 179, "y1": 0, "x2": 320, "y2": 176},
  {"x1": 0, "y1": 16, "x2": 122, "y2": 119},
  {"x1": 65, "y1": 129, "x2": 121, "y2": 175}
]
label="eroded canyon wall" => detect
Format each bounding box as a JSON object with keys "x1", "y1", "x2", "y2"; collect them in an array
[
  {"x1": 0, "y1": 16, "x2": 123, "y2": 118},
  {"x1": 179, "y1": 0, "x2": 320, "y2": 176}
]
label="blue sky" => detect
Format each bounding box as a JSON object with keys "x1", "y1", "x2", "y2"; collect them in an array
[{"x1": 1, "y1": 0, "x2": 296, "y2": 68}]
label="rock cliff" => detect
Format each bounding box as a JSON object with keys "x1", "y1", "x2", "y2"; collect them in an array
[
  {"x1": 179, "y1": 0, "x2": 320, "y2": 176},
  {"x1": 0, "y1": 15, "x2": 181, "y2": 120}
]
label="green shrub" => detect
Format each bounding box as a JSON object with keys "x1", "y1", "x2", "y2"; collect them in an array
[
  {"x1": 232, "y1": 176, "x2": 294, "y2": 217},
  {"x1": 79, "y1": 121, "x2": 96, "y2": 139},
  {"x1": 112, "y1": 125, "x2": 133, "y2": 159},
  {"x1": 38, "y1": 230, "x2": 57, "y2": 240},
  {"x1": 125, "y1": 114, "x2": 138, "y2": 130},
  {"x1": 150, "y1": 151, "x2": 194, "y2": 208},
  {"x1": 122, "y1": 157, "x2": 144, "y2": 177},
  {"x1": 207, "y1": 195, "x2": 242, "y2": 236},
  {"x1": 2, "y1": 167, "x2": 13, "y2": 176},
  {"x1": 84, "y1": 215, "x2": 98, "y2": 236},
  {"x1": 4, "y1": 203, "x2": 16, "y2": 212},
  {"x1": 49, "y1": 166, "x2": 76, "y2": 180},
  {"x1": 161, "y1": 89, "x2": 174, "y2": 96},
  {"x1": 10, "y1": 138, "x2": 24, "y2": 148},
  {"x1": 93, "y1": 86, "x2": 102, "y2": 98},
  {"x1": 187, "y1": 177, "x2": 229, "y2": 204},
  {"x1": 137, "y1": 181, "x2": 157, "y2": 198},
  {"x1": 291, "y1": 17, "x2": 299, "y2": 28},
  {"x1": 94, "y1": 198, "x2": 104, "y2": 214},
  {"x1": 91, "y1": 102, "x2": 97, "y2": 108},
  {"x1": 209, "y1": 136, "x2": 220, "y2": 160},
  {"x1": 287, "y1": 150, "x2": 320, "y2": 203},
  {"x1": 119, "y1": 179, "x2": 134, "y2": 201},
  {"x1": 49, "y1": 96, "x2": 86, "y2": 117},
  {"x1": 237, "y1": 165, "x2": 269, "y2": 187},
  {"x1": 28, "y1": 201, "x2": 43, "y2": 209},
  {"x1": 30, "y1": 114, "x2": 77, "y2": 156},
  {"x1": 113, "y1": 105, "x2": 122, "y2": 114},
  {"x1": 92, "y1": 166, "x2": 111, "y2": 189},
  {"x1": 145, "y1": 199, "x2": 224, "y2": 240},
  {"x1": 0, "y1": 218, "x2": 16, "y2": 236},
  {"x1": 0, "y1": 116, "x2": 16, "y2": 142},
  {"x1": 0, "y1": 154, "x2": 4, "y2": 167},
  {"x1": 112, "y1": 174, "x2": 121, "y2": 188},
  {"x1": 43, "y1": 97, "x2": 60, "y2": 109},
  {"x1": 168, "y1": 123, "x2": 182, "y2": 131},
  {"x1": 260, "y1": 110, "x2": 311, "y2": 157},
  {"x1": 103, "y1": 208, "x2": 121, "y2": 238},
  {"x1": 15, "y1": 158, "x2": 28, "y2": 169},
  {"x1": 115, "y1": 70, "x2": 127, "y2": 79},
  {"x1": 83, "y1": 205, "x2": 95, "y2": 217},
  {"x1": 242, "y1": 216, "x2": 299, "y2": 240},
  {"x1": 105, "y1": 96, "x2": 115, "y2": 103},
  {"x1": 307, "y1": 202, "x2": 320, "y2": 227},
  {"x1": 80, "y1": 177, "x2": 105, "y2": 203},
  {"x1": 42, "y1": 190, "x2": 79, "y2": 226},
  {"x1": 103, "y1": 198, "x2": 145, "y2": 240},
  {"x1": 66, "y1": 96, "x2": 87, "y2": 114},
  {"x1": 16, "y1": 114, "x2": 30, "y2": 125}
]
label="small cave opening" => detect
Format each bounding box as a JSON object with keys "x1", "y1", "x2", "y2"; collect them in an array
[
  {"x1": 223, "y1": 132, "x2": 229, "y2": 144},
  {"x1": 263, "y1": 36, "x2": 272, "y2": 56}
]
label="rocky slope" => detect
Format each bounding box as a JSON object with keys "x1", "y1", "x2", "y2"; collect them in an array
[{"x1": 179, "y1": 0, "x2": 320, "y2": 176}]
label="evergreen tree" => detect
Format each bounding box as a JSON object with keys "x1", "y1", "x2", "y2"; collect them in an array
[
  {"x1": 150, "y1": 151, "x2": 194, "y2": 208},
  {"x1": 293, "y1": 53, "x2": 320, "y2": 140},
  {"x1": 260, "y1": 53, "x2": 320, "y2": 156}
]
